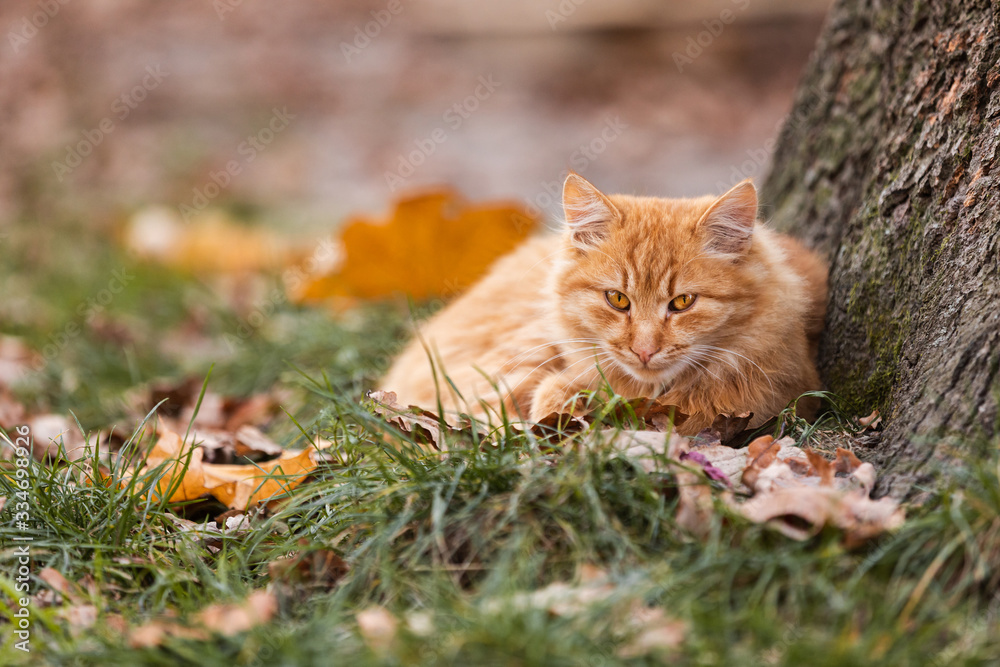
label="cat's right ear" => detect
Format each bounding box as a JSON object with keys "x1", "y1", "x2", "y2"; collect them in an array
[
  {"x1": 563, "y1": 172, "x2": 618, "y2": 249},
  {"x1": 697, "y1": 179, "x2": 757, "y2": 256}
]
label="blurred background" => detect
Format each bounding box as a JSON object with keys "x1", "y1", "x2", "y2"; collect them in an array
[
  {"x1": 0, "y1": 0, "x2": 831, "y2": 426},
  {"x1": 1, "y1": 0, "x2": 829, "y2": 230}
]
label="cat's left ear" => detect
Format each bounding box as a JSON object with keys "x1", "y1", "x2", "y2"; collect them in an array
[
  {"x1": 563, "y1": 172, "x2": 619, "y2": 249},
  {"x1": 698, "y1": 179, "x2": 757, "y2": 256}
]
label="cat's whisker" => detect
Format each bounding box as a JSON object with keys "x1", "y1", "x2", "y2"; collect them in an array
[
  {"x1": 499, "y1": 339, "x2": 602, "y2": 370},
  {"x1": 503, "y1": 346, "x2": 606, "y2": 398},
  {"x1": 685, "y1": 354, "x2": 724, "y2": 383},
  {"x1": 696, "y1": 345, "x2": 775, "y2": 396}
]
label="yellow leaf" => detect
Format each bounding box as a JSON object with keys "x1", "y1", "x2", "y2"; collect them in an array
[
  {"x1": 290, "y1": 190, "x2": 536, "y2": 303},
  {"x1": 134, "y1": 421, "x2": 321, "y2": 510},
  {"x1": 141, "y1": 423, "x2": 206, "y2": 503},
  {"x1": 202, "y1": 447, "x2": 317, "y2": 509},
  {"x1": 124, "y1": 207, "x2": 295, "y2": 274}
]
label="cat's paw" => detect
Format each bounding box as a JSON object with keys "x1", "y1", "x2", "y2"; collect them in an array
[{"x1": 528, "y1": 374, "x2": 589, "y2": 422}]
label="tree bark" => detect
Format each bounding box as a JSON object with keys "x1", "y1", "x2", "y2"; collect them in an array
[{"x1": 762, "y1": 0, "x2": 1000, "y2": 497}]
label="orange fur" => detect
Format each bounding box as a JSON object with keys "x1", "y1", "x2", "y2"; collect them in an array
[{"x1": 381, "y1": 174, "x2": 828, "y2": 434}]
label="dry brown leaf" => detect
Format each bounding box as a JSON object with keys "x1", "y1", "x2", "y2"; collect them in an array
[
  {"x1": 225, "y1": 394, "x2": 277, "y2": 431},
  {"x1": 58, "y1": 604, "x2": 98, "y2": 635},
  {"x1": 740, "y1": 435, "x2": 780, "y2": 490},
  {"x1": 366, "y1": 390, "x2": 474, "y2": 449},
  {"x1": 834, "y1": 447, "x2": 863, "y2": 473},
  {"x1": 128, "y1": 591, "x2": 276, "y2": 648},
  {"x1": 26, "y1": 414, "x2": 88, "y2": 462},
  {"x1": 290, "y1": 190, "x2": 537, "y2": 304},
  {"x1": 128, "y1": 619, "x2": 207, "y2": 648},
  {"x1": 618, "y1": 606, "x2": 686, "y2": 658},
  {"x1": 675, "y1": 467, "x2": 715, "y2": 538},
  {"x1": 39, "y1": 567, "x2": 84, "y2": 604},
  {"x1": 0, "y1": 336, "x2": 38, "y2": 387},
  {"x1": 858, "y1": 409, "x2": 882, "y2": 429},
  {"x1": 356, "y1": 606, "x2": 399, "y2": 654},
  {"x1": 739, "y1": 486, "x2": 904, "y2": 545},
  {"x1": 805, "y1": 450, "x2": 835, "y2": 486},
  {"x1": 268, "y1": 541, "x2": 350, "y2": 591},
  {"x1": 233, "y1": 425, "x2": 284, "y2": 458},
  {"x1": 197, "y1": 590, "x2": 277, "y2": 636},
  {"x1": 672, "y1": 437, "x2": 716, "y2": 538},
  {"x1": 0, "y1": 388, "x2": 26, "y2": 429}
]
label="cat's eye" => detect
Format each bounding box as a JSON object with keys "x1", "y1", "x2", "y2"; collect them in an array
[
  {"x1": 605, "y1": 290, "x2": 631, "y2": 311},
  {"x1": 669, "y1": 294, "x2": 697, "y2": 312}
]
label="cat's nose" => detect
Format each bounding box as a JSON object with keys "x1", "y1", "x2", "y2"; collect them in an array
[{"x1": 630, "y1": 346, "x2": 661, "y2": 365}]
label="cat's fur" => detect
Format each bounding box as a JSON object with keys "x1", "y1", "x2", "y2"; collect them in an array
[{"x1": 381, "y1": 173, "x2": 827, "y2": 434}]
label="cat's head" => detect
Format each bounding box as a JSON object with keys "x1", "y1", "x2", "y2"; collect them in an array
[{"x1": 552, "y1": 172, "x2": 765, "y2": 386}]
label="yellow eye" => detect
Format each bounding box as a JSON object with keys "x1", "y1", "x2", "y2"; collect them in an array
[
  {"x1": 669, "y1": 294, "x2": 696, "y2": 312},
  {"x1": 605, "y1": 290, "x2": 631, "y2": 311}
]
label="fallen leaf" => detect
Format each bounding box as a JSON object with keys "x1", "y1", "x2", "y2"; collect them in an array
[
  {"x1": 128, "y1": 619, "x2": 207, "y2": 648},
  {"x1": 197, "y1": 590, "x2": 277, "y2": 636},
  {"x1": 233, "y1": 425, "x2": 284, "y2": 458},
  {"x1": 127, "y1": 591, "x2": 276, "y2": 648},
  {"x1": 125, "y1": 207, "x2": 295, "y2": 274},
  {"x1": 0, "y1": 336, "x2": 37, "y2": 387},
  {"x1": 269, "y1": 539, "x2": 349, "y2": 592},
  {"x1": 617, "y1": 606, "x2": 686, "y2": 658},
  {"x1": 679, "y1": 450, "x2": 731, "y2": 487},
  {"x1": 858, "y1": 410, "x2": 882, "y2": 430},
  {"x1": 39, "y1": 567, "x2": 85, "y2": 604},
  {"x1": 357, "y1": 606, "x2": 399, "y2": 655},
  {"x1": 0, "y1": 388, "x2": 26, "y2": 429},
  {"x1": 675, "y1": 466, "x2": 715, "y2": 538},
  {"x1": 290, "y1": 190, "x2": 537, "y2": 304},
  {"x1": 805, "y1": 450, "x2": 835, "y2": 486},
  {"x1": 58, "y1": 604, "x2": 98, "y2": 634},
  {"x1": 366, "y1": 390, "x2": 474, "y2": 450},
  {"x1": 224, "y1": 394, "x2": 277, "y2": 431},
  {"x1": 140, "y1": 422, "x2": 207, "y2": 503},
  {"x1": 26, "y1": 414, "x2": 88, "y2": 462},
  {"x1": 130, "y1": 419, "x2": 330, "y2": 510},
  {"x1": 740, "y1": 435, "x2": 780, "y2": 490},
  {"x1": 202, "y1": 446, "x2": 318, "y2": 509}
]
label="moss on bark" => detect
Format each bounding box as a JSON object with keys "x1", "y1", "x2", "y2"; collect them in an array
[{"x1": 762, "y1": 0, "x2": 1000, "y2": 497}]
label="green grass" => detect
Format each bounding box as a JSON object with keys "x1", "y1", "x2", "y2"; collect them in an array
[{"x1": 1, "y1": 215, "x2": 1000, "y2": 665}]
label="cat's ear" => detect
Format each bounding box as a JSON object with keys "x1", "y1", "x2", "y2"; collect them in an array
[
  {"x1": 698, "y1": 179, "x2": 757, "y2": 256},
  {"x1": 562, "y1": 172, "x2": 618, "y2": 249}
]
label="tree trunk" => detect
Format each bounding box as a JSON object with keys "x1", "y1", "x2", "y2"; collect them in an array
[{"x1": 762, "y1": 0, "x2": 1000, "y2": 497}]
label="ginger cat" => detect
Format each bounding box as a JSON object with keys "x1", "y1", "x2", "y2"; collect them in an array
[{"x1": 381, "y1": 173, "x2": 828, "y2": 434}]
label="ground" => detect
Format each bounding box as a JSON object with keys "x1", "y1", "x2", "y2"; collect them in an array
[{"x1": 1, "y1": 214, "x2": 999, "y2": 665}]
